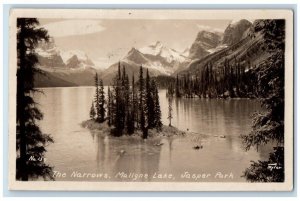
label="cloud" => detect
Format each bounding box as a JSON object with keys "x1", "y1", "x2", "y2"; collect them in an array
[
  {"x1": 41, "y1": 20, "x2": 106, "y2": 37},
  {"x1": 196, "y1": 25, "x2": 224, "y2": 33}
]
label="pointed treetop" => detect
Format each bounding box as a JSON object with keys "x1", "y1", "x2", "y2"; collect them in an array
[
  {"x1": 139, "y1": 65, "x2": 143, "y2": 76},
  {"x1": 118, "y1": 61, "x2": 121, "y2": 79},
  {"x1": 122, "y1": 65, "x2": 126, "y2": 79}
]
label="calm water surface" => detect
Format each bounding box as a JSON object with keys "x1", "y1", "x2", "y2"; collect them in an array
[{"x1": 34, "y1": 86, "x2": 270, "y2": 182}]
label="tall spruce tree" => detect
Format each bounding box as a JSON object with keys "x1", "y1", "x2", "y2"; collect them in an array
[
  {"x1": 107, "y1": 86, "x2": 112, "y2": 126},
  {"x1": 112, "y1": 62, "x2": 124, "y2": 136},
  {"x1": 17, "y1": 18, "x2": 54, "y2": 181},
  {"x1": 123, "y1": 66, "x2": 131, "y2": 132},
  {"x1": 152, "y1": 80, "x2": 162, "y2": 131},
  {"x1": 175, "y1": 74, "x2": 181, "y2": 97},
  {"x1": 138, "y1": 66, "x2": 147, "y2": 138},
  {"x1": 167, "y1": 95, "x2": 173, "y2": 127},
  {"x1": 94, "y1": 73, "x2": 100, "y2": 122},
  {"x1": 145, "y1": 69, "x2": 155, "y2": 129},
  {"x1": 98, "y1": 79, "x2": 106, "y2": 122},
  {"x1": 131, "y1": 75, "x2": 137, "y2": 130},
  {"x1": 89, "y1": 102, "x2": 96, "y2": 120}
]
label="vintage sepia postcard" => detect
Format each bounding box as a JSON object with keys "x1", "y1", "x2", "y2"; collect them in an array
[{"x1": 8, "y1": 8, "x2": 294, "y2": 191}]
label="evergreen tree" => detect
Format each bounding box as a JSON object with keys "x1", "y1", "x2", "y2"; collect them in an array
[
  {"x1": 89, "y1": 102, "x2": 96, "y2": 120},
  {"x1": 131, "y1": 75, "x2": 138, "y2": 129},
  {"x1": 16, "y1": 18, "x2": 54, "y2": 181},
  {"x1": 145, "y1": 69, "x2": 155, "y2": 129},
  {"x1": 167, "y1": 95, "x2": 173, "y2": 127},
  {"x1": 112, "y1": 62, "x2": 124, "y2": 136},
  {"x1": 138, "y1": 66, "x2": 147, "y2": 138},
  {"x1": 107, "y1": 87, "x2": 112, "y2": 126},
  {"x1": 175, "y1": 74, "x2": 181, "y2": 97},
  {"x1": 152, "y1": 80, "x2": 162, "y2": 131},
  {"x1": 98, "y1": 79, "x2": 106, "y2": 123},
  {"x1": 241, "y1": 19, "x2": 285, "y2": 182},
  {"x1": 123, "y1": 67, "x2": 130, "y2": 130},
  {"x1": 94, "y1": 73, "x2": 100, "y2": 122}
]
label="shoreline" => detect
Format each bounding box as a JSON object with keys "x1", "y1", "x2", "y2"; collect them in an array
[{"x1": 81, "y1": 119, "x2": 190, "y2": 139}]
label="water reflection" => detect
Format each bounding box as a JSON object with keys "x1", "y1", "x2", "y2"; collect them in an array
[{"x1": 34, "y1": 87, "x2": 269, "y2": 182}]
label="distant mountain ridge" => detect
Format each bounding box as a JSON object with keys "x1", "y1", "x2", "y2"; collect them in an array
[
  {"x1": 34, "y1": 38, "x2": 99, "y2": 87},
  {"x1": 35, "y1": 19, "x2": 258, "y2": 87},
  {"x1": 101, "y1": 41, "x2": 191, "y2": 84}
]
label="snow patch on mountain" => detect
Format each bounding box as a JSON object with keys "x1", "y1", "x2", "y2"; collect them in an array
[
  {"x1": 139, "y1": 41, "x2": 163, "y2": 55},
  {"x1": 35, "y1": 38, "x2": 95, "y2": 70},
  {"x1": 139, "y1": 41, "x2": 188, "y2": 63},
  {"x1": 207, "y1": 44, "x2": 228, "y2": 54},
  {"x1": 60, "y1": 50, "x2": 90, "y2": 64},
  {"x1": 35, "y1": 47, "x2": 59, "y2": 57},
  {"x1": 181, "y1": 47, "x2": 190, "y2": 57}
]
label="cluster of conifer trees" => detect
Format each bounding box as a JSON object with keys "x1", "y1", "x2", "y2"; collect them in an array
[
  {"x1": 90, "y1": 63, "x2": 162, "y2": 139},
  {"x1": 167, "y1": 58, "x2": 258, "y2": 99}
]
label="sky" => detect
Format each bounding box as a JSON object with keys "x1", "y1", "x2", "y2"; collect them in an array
[{"x1": 38, "y1": 18, "x2": 234, "y2": 69}]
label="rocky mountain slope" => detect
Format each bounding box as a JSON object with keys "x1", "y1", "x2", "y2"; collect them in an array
[
  {"x1": 184, "y1": 20, "x2": 252, "y2": 62},
  {"x1": 179, "y1": 19, "x2": 279, "y2": 77},
  {"x1": 221, "y1": 19, "x2": 252, "y2": 46},
  {"x1": 188, "y1": 30, "x2": 222, "y2": 60}
]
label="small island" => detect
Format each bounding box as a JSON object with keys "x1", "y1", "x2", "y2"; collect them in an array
[
  {"x1": 81, "y1": 119, "x2": 186, "y2": 139},
  {"x1": 83, "y1": 62, "x2": 186, "y2": 140}
]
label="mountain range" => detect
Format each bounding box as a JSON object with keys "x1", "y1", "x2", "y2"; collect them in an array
[{"x1": 34, "y1": 19, "x2": 262, "y2": 87}]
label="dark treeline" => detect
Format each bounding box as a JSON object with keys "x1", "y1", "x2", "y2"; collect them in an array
[
  {"x1": 167, "y1": 58, "x2": 258, "y2": 99},
  {"x1": 153, "y1": 75, "x2": 176, "y2": 89},
  {"x1": 90, "y1": 63, "x2": 162, "y2": 139}
]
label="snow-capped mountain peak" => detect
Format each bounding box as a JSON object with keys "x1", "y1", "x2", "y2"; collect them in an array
[
  {"x1": 139, "y1": 41, "x2": 163, "y2": 56},
  {"x1": 181, "y1": 47, "x2": 190, "y2": 57},
  {"x1": 118, "y1": 41, "x2": 190, "y2": 76},
  {"x1": 35, "y1": 38, "x2": 95, "y2": 70},
  {"x1": 60, "y1": 50, "x2": 91, "y2": 64},
  {"x1": 139, "y1": 41, "x2": 187, "y2": 63}
]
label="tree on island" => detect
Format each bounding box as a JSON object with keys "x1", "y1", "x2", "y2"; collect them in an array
[
  {"x1": 89, "y1": 102, "x2": 96, "y2": 119},
  {"x1": 98, "y1": 79, "x2": 106, "y2": 122},
  {"x1": 138, "y1": 66, "x2": 147, "y2": 138},
  {"x1": 152, "y1": 80, "x2": 163, "y2": 131},
  {"x1": 92, "y1": 73, "x2": 106, "y2": 123},
  {"x1": 167, "y1": 95, "x2": 173, "y2": 127},
  {"x1": 130, "y1": 75, "x2": 137, "y2": 133},
  {"x1": 93, "y1": 73, "x2": 100, "y2": 121},
  {"x1": 105, "y1": 63, "x2": 162, "y2": 138},
  {"x1": 145, "y1": 69, "x2": 155, "y2": 129},
  {"x1": 17, "y1": 18, "x2": 54, "y2": 181}
]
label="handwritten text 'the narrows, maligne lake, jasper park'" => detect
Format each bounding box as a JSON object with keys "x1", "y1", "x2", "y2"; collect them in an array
[{"x1": 52, "y1": 171, "x2": 234, "y2": 181}]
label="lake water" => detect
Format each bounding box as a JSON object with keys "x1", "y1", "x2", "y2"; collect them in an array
[{"x1": 33, "y1": 86, "x2": 271, "y2": 182}]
